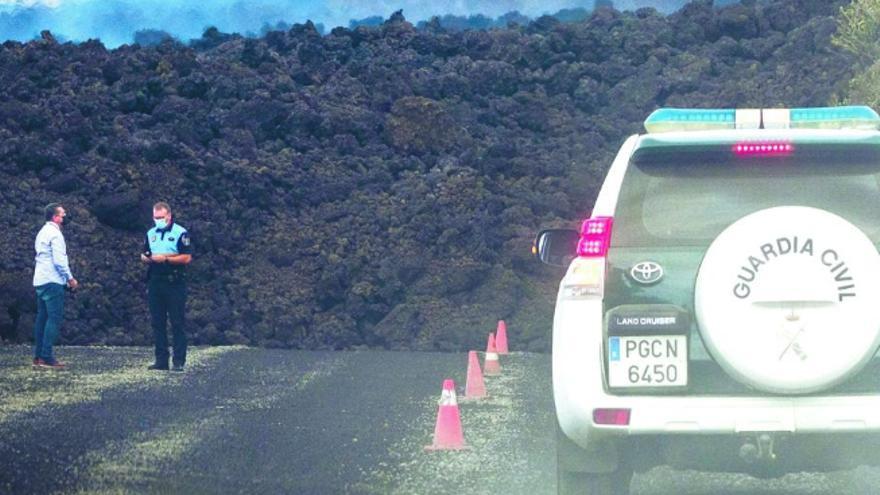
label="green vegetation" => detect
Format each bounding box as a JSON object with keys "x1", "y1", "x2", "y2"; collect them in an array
[
  {"x1": 834, "y1": 0, "x2": 880, "y2": 107},
  {"x1": 834, "y1": 0, "x2": 880, "y2": 61}
]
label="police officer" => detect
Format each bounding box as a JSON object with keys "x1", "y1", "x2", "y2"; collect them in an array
[{"x1": 141, "y1": 201, "x2": 192, "y2": 372}]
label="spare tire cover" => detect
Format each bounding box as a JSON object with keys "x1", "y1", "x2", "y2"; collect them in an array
[{"x1": 695, "y1": 206, "x2": 880, "y2": 394}]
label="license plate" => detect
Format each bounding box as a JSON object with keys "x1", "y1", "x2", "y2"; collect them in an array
[{"x1": 608, "y1": 336, "x2": 688, "y2": 388}]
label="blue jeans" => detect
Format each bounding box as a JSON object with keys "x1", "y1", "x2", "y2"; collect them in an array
[{"x1": 33, "y1": 283, "x2": 65, "y2": 363}]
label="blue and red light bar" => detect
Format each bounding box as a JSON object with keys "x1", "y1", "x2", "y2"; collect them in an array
[
  {"x1": 645, "y1": 106, "x2": 880, "y2": 133},
  {"x1": 790, "y1": 106, "x2": 880, "y2": 129},
  {"x1": 644, "y1": 109, "x2": 736, "y2": 133}
]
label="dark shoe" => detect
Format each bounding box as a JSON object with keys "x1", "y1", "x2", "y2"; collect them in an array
[
  {"x1": 39, "y1": 360, "x2": 65, "y2": 370},
  {"x1": 171, "y1": 364, "x2": 185, "y2": 373},
  {"x1": 32, "y1": 358, "x2": 45, "y2": 370},
  {"x1": 147, "y1": 363, "x2": 169, "y2": 371}
]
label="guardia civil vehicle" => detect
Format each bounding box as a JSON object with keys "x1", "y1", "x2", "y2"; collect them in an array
[{"x1": 535, "y1": 106, "x2": 880, "y2": 494}]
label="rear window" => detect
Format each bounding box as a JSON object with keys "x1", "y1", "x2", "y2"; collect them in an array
[{"x1": 612, "y1": 143, "x2": 880, "y2": 247}]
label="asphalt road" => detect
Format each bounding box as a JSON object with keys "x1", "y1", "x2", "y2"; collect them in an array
[{"x1": 0, "y1": 345, "x2": 879, "y2": 494}]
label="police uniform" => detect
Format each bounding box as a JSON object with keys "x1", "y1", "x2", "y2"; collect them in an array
[{"x1": 144, "y1": 220, "x2": 192, "y2": 368}]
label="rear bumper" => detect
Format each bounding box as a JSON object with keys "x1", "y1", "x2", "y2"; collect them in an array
[
  {"x1": 595, "y1": 394, "x2": 880, "y2": 435},
  {"x1": 552, "y1": 299, "x2": 880, "y2": 449}
]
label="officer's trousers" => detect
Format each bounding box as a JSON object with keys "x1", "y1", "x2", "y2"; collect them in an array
[{"x1": 148, "y1": 280, "x2": 187, "y2": 366}]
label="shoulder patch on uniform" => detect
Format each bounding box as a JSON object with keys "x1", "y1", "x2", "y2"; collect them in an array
[{"x1": 181, "y1": 233, "x2": 191, "y2": 246}]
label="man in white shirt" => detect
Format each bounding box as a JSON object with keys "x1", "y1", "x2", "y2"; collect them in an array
[{"x1": 32, "y1": 203, "x2": 78, "y2": 369}]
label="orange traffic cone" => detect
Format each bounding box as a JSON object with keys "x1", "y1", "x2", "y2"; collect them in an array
[
  {"x1": 462, "y1": 350, "x2": 487, "y2": 400},
  {"x1": 484, "y1": 333, "x2": 501, "y2": 376},
  {"x1": 425, "y1": 379, "x2": 467, "y2": 451},
  {"x1": 495, "y1": 320, "x2": 509, "y2": 355}
]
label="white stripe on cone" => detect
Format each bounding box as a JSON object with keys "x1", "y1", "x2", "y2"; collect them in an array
[
  {"x1": 425, "y1": 378, "x2": 467, "y2": 450},
  {"x1": 439, "y1": 387, "x2": 458, "y2": 406},
  {"x1": 484, "y1": 333, "x2": 502, "y2": 376}
]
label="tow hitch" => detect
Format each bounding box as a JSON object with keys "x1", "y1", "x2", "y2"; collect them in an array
[{"x1": 739, "y1": 433, "x2": 777, "y2": 464}]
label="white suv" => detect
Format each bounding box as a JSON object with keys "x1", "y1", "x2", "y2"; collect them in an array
[{"x1": 535, "y1": 106, "x2": 880, "y2": 495}]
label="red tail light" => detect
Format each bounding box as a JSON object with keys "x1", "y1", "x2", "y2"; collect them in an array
[
  {"x1": 593, "y1": 408, "x2": 631, "y2": 426},
  {"x1": 577, "y1": 216, "x2": 613, "y2": 258},
  {"x1": 732, "y1": 142, "x2": 793, "y2": 156}
]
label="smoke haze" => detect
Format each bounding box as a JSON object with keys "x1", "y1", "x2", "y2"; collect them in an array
[{"x1": 0, "y1": 0, "x2": 705, "y2": 47}]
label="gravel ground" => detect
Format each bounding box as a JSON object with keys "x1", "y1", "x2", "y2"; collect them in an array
[
  {"x1": 358, "y1": 351, "x2": 556, "y2": 495},
  {"x1": 1, "y1": 345, "x2": 880, "y2": 494},
  {"x1": 0, "y1": 345, "x2": 471, "y2": 494},
  {"x1": 632, "y1": 467, "x2": 876, "y2": 495}
]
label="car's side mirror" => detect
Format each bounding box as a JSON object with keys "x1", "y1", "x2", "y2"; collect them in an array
[{"x1": 533, "y1": 229, "x2": 579, "y2": 267}]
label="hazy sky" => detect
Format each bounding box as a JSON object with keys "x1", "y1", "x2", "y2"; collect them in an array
[{"x1": 0, "y1": 0, "x2": 691, "y2": 47}]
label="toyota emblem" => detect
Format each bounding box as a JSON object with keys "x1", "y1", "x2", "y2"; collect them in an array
[{"x1": 630, "y1": 261, "x2": 664, "y2": 284}]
